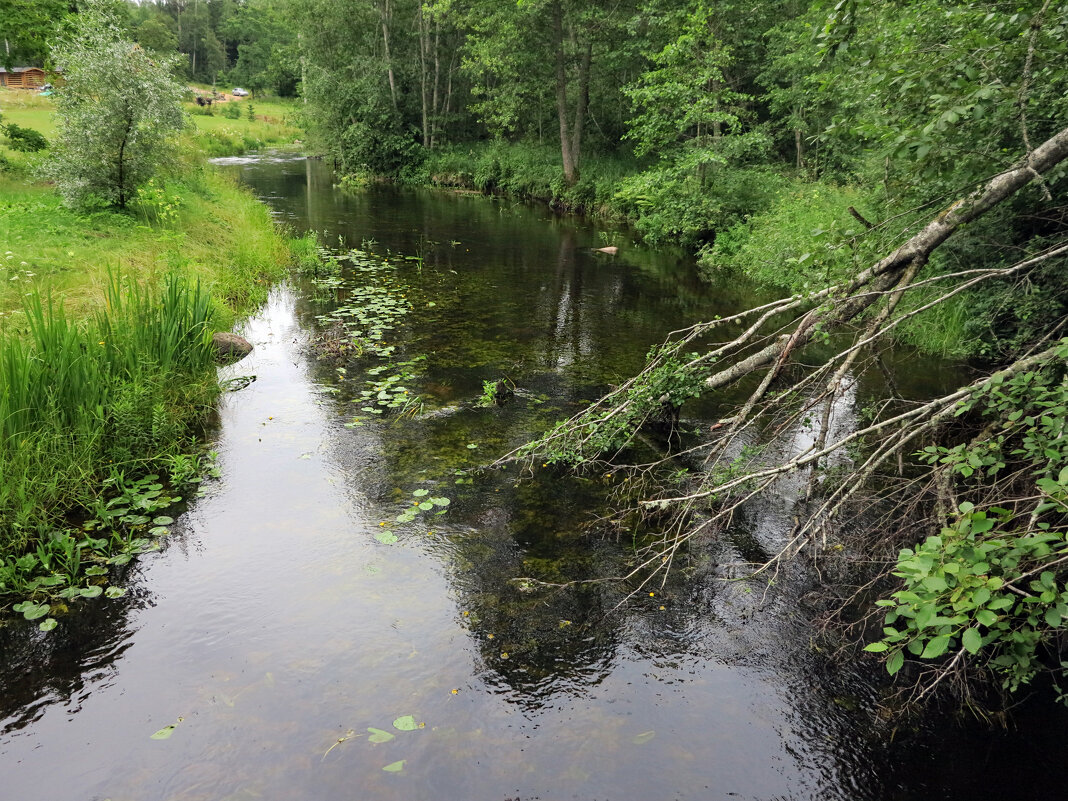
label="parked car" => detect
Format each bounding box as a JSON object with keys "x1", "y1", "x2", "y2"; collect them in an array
[{"x1": 231, "y1": 87, "x2": 249, "y2": 97}]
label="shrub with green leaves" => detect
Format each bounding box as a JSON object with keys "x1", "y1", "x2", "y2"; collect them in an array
[
  {"x1": 4, "y1": 123, "x2": 49, "y2": 152},
  {"x1": 867, "y1": 344, "x2": 1068, "y2": 697},
  {"x1": 868, "y1": 501, "x2": 1068, "y2": 694},
  {"x1": 40, "y1": 0, "x2": 186, "y2": 209}
]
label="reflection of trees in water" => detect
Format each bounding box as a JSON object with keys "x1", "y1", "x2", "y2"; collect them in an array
[
  {"x1": 0, "y1": 587, "x2": 138, "y2": 736},
  {"x1": 441, "y1": 474, "x2": 626, "y2": 707}
]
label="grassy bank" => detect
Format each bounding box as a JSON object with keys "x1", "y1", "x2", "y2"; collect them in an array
[
  {"x1": 0, "y1": 87, "x2": 299, "y2": 614},
  {"x1": 185, "y1": 94, "x2": 302, "y2": 157}
]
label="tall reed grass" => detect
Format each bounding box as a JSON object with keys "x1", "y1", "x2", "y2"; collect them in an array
[{"x1": 0, "y1": 274, "x2": 218, "y2": 558}]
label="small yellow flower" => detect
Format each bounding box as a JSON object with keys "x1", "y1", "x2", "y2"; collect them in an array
[
  {"x1": 500, "y1": 652, "x2": 509, "y2": 659},
  {"x1": 648, "y1": 592, "x2": 655, "y2": 597},
  {"x1": 450, "y1": 689, "x2": 459, "y2": 695},
  {"x1": 487, "y1": 633, "x2": 494, "y2": 639}
]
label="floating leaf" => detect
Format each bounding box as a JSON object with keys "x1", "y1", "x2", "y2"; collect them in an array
[
  {"x1": 392, "y1": 715, "x2": 420, "y2": 731},
  {"x1": 631, "y1": 730, "x2": 655, "y2": 745},
  {"x1": 38, "y1": 618, "x2": 58, "y2": 632},
  {"x1": 150, "y1": 725, "x2": 176, "y2": 740},
  {"x1": 367, "y1": 727, "x2": 395, "y2": 743},
  {"x1": 18, "y1": 602, "x2": 51, "y2": 620},
  {"x1": 80, "y1": 585, "x2": 103, "y2": 599},
  {"x1": 375, "y1": 530, "x2": 399, "y2": 545},
  {"x1": 412, "y1": 489, "x2": 429, "y2": 497},
  {"x1": 466, "y1": 443, "x2": 478, "y2": 449},
  {"x1": 382, "y1": 760, "x2": 406, "y2": 773},
  {"x1": 105, "y1": 586, "x2": 127, "y2": 599},
  {"x1": 418, "y1": 502, "x2": 434, "y2": 511},
  {"x1": 84, "y1": 566, "x2": 108, "y2": 576},
  {"x1": 152, "y1": 516, "x2": 174, "y2": 526}
]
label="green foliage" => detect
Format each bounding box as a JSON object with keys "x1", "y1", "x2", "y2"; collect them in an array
[
  {"x1": 869, "y1": 503, "x2": 1068, "y2": 694},
  {"x1": 0, "y1": 0, "x2": 69, "y2": 69},
  {"x1": 700, "y1": 181, "x2": 870, "y2": 289},
  {"x1": 530, "y1": 346, "x2": 711, "y2": 466},
  {"x1": 42, "y1": 1, "x2": 187, "y2": 209},
  {"x1": 222, "y1": 102, "x2": 242, "y2": 120},
  {"x1": 3, "y1": 123, "x2": 49, "y2": 153},
  {"x1": 624, "y1": 1, "x2": 758, "y2": 162},
  {"x1": 0, "y1": 274, "x2": 218, "y2": 568},
  {"x1": 869, "y1": 344, "x2": 1068, "y2": 694}
]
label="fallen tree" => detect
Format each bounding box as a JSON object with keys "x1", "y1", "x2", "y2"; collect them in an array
[{"x1": 497, "y1": 123, "x2": 1068, "y2": 709}]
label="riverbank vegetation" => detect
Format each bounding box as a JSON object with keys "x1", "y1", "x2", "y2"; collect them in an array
[{"x1": 0, "y1": 5, "x2": 295, "y2": 616}]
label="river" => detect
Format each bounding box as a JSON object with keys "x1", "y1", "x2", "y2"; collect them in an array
[{"x1": 1, "y1": 154, "x2": 1065, "y2": 800}]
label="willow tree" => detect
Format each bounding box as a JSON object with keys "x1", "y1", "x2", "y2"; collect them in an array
[{"x1": 42, "y1": 1, "x2": 186, "y2": 210}]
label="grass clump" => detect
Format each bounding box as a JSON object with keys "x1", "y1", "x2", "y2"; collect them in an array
[{"x1": 0, "y1": 275, "x2": 218, "y2": 575}]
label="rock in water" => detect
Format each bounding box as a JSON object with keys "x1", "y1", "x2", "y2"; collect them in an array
[{"x1": 212, "y1": 332, "x2": 253, "y2": 363}]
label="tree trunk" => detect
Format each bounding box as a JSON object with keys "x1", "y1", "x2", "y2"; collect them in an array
[
  {"x1": 571, "y1": 40, "x2": 592, "y2": 176},
  {"x1": 417, "y1": 4, "x2": 430, "y2": 147},
  {"x1": 379, "y1": 0, "x2": 397, "y2": 110},
  {"x1": 703, "y1": 124, "x2": 1068, "y2": 393},
  {"x1": 430, "y1": 17, "x2": 441, "y2": 148},
  {"x1": 551, "y1": 1, "x2": 578, "y2": 185}
]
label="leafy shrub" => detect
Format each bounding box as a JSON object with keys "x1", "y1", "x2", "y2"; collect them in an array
[
  {"x1": 698, "y1": 180, "x2": 867, "y2": 289},
  {"x1": 4, "y1": 123, "x2": 48, "y2": 152},
  {"x1": 222, "y1": 102, "x2": 242, "y2": 119}
]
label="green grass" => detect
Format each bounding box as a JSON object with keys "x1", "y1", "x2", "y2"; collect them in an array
[{"x1": 184, "y1": 96, "x2": 302, "y2": 157}]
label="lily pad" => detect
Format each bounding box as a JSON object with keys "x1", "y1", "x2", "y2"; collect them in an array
[
  {"x1": 80, "y1": 585, "x2": 103, "y2": 599},
  {"x1": 392, "y1": 715, "x2": 421, "y2": 731},
  {"x1": 417, "y1": 502, "x2": 434, "y2": 511},
  {"x1": 412, "y1": 489, "x2": 429, "y2": 497},
  {"x1": 152, "y1": 516, "x2": 174, "y2": 526},
  {"x1": 150, "y1": 725, "x2": 176, "y2": 740},
  {"x1": 38, "y1": 617, "x2": 58, "y2": 632},
  {"x1": 84, "y1": 565, "x2": 108, "y2": 576},
  {"x1": 367, "y1": 727, "x2": 395, "y2": 743},
  {"x1": 105, "y1": 586, "x2": 127, "y2": 599},
  {"x1": 429, "y1": 497, "x2": 450, "y2": 507},
  {"x1": 375, "y1": 530, "x2": 399, "y2": 545},
  {"x1": 382, "y1": 760, "x2": 406, "y2": 773},
  {"x1": 15, "y1": 602, "x2": 51, "y2": 621}
]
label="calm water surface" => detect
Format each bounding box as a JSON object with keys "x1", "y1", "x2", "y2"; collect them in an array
[{"x1": 1, "y1": 154, "x2": 1065, "y2": 801}]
